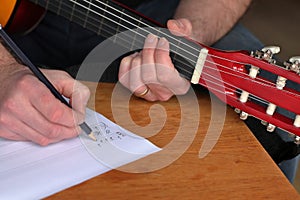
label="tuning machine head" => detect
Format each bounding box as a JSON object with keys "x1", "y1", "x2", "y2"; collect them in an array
[
  {"x1": 284, "y1": 56, "x2": 300, "y2": 74},
  {"x1": 252, "y1": 46, "x2": 281, "y2": 64},
  {"x1": 295, "y1": 136, "x2": 300, "y2": 145},
  {"x1": 288, "y1": 133, "x2": 300, "y2": 145}
]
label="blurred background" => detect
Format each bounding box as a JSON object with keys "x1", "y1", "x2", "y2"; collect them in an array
[{"x1": 240, "y1": 0, "x2": 300, "y2": 193}]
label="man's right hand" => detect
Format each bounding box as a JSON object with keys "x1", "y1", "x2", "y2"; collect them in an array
[{"x1": 0, "y1": 63, "x2": 90, "y2": 146}]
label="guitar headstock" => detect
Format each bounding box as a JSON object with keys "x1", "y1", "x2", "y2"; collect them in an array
[{"x1": 199, "y1": 45, "x2": 300, "y2": 144}]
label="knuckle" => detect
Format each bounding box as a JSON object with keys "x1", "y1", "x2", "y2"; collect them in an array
[
  {"x1": 155, "y1": 48, "x2": 168, "y2": 57},
  {"x1": 0, "y1": 114, "x2": 9, "y2": 127},
  {"x1": 16, "y1": 74, "x2": 34, "y2": 91},
  {"x1": 2, "y1": 98, "x2": 17, "y2": 113},
  {"x1": 143, "y1": 47, "x2": 154, "y2": 55}
]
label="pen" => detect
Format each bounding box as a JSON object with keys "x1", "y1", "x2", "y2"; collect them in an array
[{"x1": 0, "y1": 25, "x2": 97, "y2": 141}]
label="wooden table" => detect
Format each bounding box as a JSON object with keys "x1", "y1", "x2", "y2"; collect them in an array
[{"x1": 47, "y1": 83, "x2": 300, "y2": 199}]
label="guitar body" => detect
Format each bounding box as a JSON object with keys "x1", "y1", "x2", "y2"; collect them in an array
[{"x1": 0, "y1": 0, "x2": 45, "y2": 34}]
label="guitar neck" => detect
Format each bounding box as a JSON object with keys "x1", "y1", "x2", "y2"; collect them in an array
[{"x1": 30, "y1": 0, "x2": 202, "y2": 81}]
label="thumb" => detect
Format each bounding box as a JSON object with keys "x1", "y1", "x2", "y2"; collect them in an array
[{"x1": 167, "y1": 18, "x2": 193, "y2": 38}]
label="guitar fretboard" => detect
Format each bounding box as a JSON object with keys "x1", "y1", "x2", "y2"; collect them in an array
[{"x1": 30, "y1": 0, "x2": 203, "y2": 80}]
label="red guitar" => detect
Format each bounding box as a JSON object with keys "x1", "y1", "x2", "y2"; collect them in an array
[{"x1": 2, "y1": 0, "x2": 300, "y2": 143}]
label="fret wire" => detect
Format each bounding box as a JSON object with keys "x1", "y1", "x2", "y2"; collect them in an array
[
  {"x1": 83, "y1": 0, "x2": 92, "y2": 28},
  {"x1": 97, "y1": 2, "x2": 106, "y2": 35},
  {"x1": 130, "y1": 16, "x2": 142, "y2": 51},
  {"x1": 56, "y1": 0, "x2": 62, "y2": 15},
  {"x1": 113, "y1": 7, "x2": 123, "y2": 43}
]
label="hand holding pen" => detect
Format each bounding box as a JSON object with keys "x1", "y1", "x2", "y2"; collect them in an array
[{"x1": 0, "y1": 26, "x2": 96, "y2": 145}]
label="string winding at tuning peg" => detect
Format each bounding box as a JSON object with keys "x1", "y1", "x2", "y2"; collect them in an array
[
  {"x1": 284, "y1": 56, "x2": 300, "y2": 74},
  {"x1": 252, "y1": 46, "x2": 281, "y2": 64}
]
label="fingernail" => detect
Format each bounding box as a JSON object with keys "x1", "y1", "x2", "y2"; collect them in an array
[
  {"x1": 146, "y1": 34, "x2": 157, "y2": 43},
  {"x1": 158, "y1": 37, "x2": 167, "y2": 47}
]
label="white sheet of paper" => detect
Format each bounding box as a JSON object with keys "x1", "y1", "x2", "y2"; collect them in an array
[{"x1": 0, "y1": 108, "x2": 161, "y2": 200}]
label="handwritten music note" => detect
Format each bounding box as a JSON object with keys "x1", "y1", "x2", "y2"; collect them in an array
[{"x1": 80, "y1": 109, "x2": 161, "y2": 169}]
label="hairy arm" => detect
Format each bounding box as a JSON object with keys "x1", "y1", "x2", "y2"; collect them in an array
[{"x1": 173, "y1": 0, "x2": 252, "y2": 45}]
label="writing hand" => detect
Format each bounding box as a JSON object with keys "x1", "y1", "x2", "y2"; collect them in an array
[
  {"x1": 118, "y1": 19, "x2": 193, "y2": 101},
  {"x1": 0, "y1": 66, "x2": 90, "y2": 145}
]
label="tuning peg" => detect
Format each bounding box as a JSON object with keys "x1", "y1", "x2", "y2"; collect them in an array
[
  {"x1": 261, "y1": 46, "x2": 281, "y2": 54},
  {"x1": 266, "y1": 123, "x2": 276, "y2": 132},
  {"x1": 261, "y1": 120, "x2": 268, "y2": 126},
  {"x1": 276, "y1": 76, "x2": 287, "y2": 90},
  {"x1": 295, "y1": 136, "x2": 300, "y2": 145},
  {"x1": 239, "y1": 111, "x2": 249, "y2": 120},
  {"x1": 234, "y1": 108, "x2": 241, "y2": 114},
  {"x1": 234, "y1": 108, "x2": 249, "y2": 120},
  {"x1": 253, "y1": 46, "x2": 281, "y2": 63},
  {"x1": 287, "y1": 133, "x2": 300, "y2": 145},
  {"x1": 293, "y1": 115, "x2": 300, "y2": 127},
  {"x1": 289, "y1": 56, "x2": 300, "y2": 63},
  {"x1": 266, "y1": 103, "x2": 277, "y2": 116},
  {"x1": 249, "y1": 65, "x2": 260, "y2": 78},
  {"x1": 284, "y1": 56, "x2": 300, "y2": 74}
]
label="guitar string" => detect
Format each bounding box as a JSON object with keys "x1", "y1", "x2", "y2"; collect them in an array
[
  {"x1": 201, "y1": 71, "x2": 269, "y2": 106},
  {"x1": 38, "y1": 0, "x2": 300, "y2": 106}
]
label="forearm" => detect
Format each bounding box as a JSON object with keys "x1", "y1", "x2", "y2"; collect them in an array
[
  {"x1": 0, "y1": 42, "x2": 30, "y2": 83},
  {"x1": 0, "y1": 42, "x2": 17, "y2": 67},
  {"x1": 174, "y1": 0, "x2": 252, "y2": 45}
]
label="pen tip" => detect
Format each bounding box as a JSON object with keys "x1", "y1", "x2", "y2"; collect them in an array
[{"x1": 89, "y1": 132, "x2": 97, "y2": 141}]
